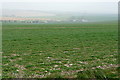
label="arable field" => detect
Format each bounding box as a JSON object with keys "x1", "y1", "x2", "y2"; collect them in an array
[{"x1": 2, "y1": 22, "x2": 118, "y2": 78}]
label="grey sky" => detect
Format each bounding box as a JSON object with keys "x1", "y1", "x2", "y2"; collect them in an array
[{"x1": 2, "y1": 2, "x2": 117, "y2": 14}]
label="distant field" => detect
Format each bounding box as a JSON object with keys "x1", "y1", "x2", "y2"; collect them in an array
[{"x1": 2, "y1": 22, "x2": 118, "y2": 78}]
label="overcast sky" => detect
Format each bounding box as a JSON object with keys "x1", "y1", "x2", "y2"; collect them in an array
[
  {"x1": 0, "y1": 0, "x2": 119, "y2": 2},
  {"x1": 1, "y1": 0, "x2": 118, "y2": 14}
]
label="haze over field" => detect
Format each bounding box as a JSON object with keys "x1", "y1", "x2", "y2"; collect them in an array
[{"x1": 1, "y1": 2, "x2": 118, "y2": 23}]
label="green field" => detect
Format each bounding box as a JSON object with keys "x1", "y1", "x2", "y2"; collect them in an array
[{"x1": 2, "y1": 22, "x2": 118, "y2": 78}]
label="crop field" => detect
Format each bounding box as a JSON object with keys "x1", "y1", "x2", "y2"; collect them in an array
[{"x1": 2, "y1": 22, "x2": 118, "y2": 78}]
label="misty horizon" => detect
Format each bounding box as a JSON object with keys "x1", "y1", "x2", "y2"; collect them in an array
[{"x1": 1, "y1": 2, "x2": 118, "y2": 23}]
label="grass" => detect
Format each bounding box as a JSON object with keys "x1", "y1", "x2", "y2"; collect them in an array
[{"x1": 2, "y1": 22, "x2": 118, "y2": 78}]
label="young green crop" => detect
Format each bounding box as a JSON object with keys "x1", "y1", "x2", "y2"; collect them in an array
[{"x1": 2, "y1": 22, "x2": 118, "y2": 78}]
